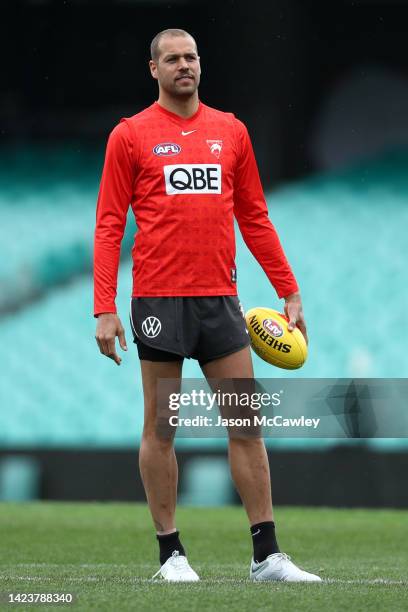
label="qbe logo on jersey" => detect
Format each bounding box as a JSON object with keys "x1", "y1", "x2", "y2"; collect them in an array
[{"x1": 164, "y1": 164, "x2": 221, "y2": 195}]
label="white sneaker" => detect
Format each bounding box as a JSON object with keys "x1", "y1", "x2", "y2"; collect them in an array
[
  {"x1": 250, "y1": 552, "x2": 322, "y2": 582},
  {"x1": 152, "y1": 550, "x2": 200, "y2": 582}
]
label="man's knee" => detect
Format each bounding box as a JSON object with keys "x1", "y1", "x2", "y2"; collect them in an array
[
  {"x1": 228, "y1": 436, "x2": 265, "y2": 450},
  {"x1": 141, "y1": 425, "x2": 175, "y2": 449}
]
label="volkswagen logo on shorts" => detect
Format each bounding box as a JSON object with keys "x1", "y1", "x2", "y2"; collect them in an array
[{"x1": 142, "y1": 316, "x2": 162, "y2": 338}]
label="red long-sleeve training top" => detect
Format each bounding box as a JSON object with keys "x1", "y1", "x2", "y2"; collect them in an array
[{"x1": 94, "y1": 101, "x2": 298, "y2": 316}]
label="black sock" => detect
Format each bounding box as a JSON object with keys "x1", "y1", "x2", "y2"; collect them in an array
[
  {"x1": 157, "y1": 530, "x2": 186, "y2": 565},
  {"x1": 250, "y1": 521, "x2": 280, "y2": 563}
]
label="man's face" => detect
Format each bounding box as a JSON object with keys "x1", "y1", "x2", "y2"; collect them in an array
[{"x1": 149, "y1": 35, "x2": 201, "y2": 97}]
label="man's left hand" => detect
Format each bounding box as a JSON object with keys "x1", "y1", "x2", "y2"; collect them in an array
[{"x1": 284, "y1": 292, "x2": 308, "y2": 345}]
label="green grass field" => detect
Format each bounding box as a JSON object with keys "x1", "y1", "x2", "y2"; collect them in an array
[{"x1": 0, "y1": 503, "x2": 407, "y2": 611}]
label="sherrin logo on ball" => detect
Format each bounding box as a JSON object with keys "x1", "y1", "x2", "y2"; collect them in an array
[{"x1": 245, "y1": 307, "x2": 307, "y2": 370}]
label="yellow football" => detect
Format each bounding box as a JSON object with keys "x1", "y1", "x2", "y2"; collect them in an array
[{"x1": 245, "y1": 307, "x2": 307, "y2": 369}]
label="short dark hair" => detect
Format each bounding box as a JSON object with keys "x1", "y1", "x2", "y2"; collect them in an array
[{"x1": 150, "y1": 28, "x2": 196, "y2": 62}]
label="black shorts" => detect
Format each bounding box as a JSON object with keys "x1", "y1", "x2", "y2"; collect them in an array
[{"x1": 129, "y1": 296, "x2": 250, "y2": 366}]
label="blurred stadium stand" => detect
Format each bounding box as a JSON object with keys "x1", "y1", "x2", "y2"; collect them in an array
[
  {"x1": 2, "y1": 0, "x2": 408, "y2": 506},
  {"x1": 1, "y1": 146, "x2": 408, "y2": 505},
  {"x1": 0, "y1": 146, "x2": 134, "y2": 314},
  {"x1": 0, "y1": 455, "x2": 41, "y2": 501}
]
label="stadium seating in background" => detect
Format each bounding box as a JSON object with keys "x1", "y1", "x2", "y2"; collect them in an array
[
  {"x1": 0, "y1": 146, "x2": 135, "y2": 314},
  {"x1": 178, "y1": 456, "x2": 234, "y2": 506},
  {"x1": 0, "y1": 455, "x2": 41, "y2": 500},
  {"x1": 1, "y1": 147, "x2": 408, "y2": 454},
  {"x1": 235, "y1": 148, "x2": 408, "y2": 380}
]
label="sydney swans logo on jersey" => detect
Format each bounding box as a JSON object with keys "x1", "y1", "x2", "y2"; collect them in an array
[
  {"x1": 164, "y1": 164, "x2": 221, "y2": 195},
  {"x1": 206, "y1": 140, "x2": 223, "y2": 158},
  {"x1": 142, "y1": 316, "x2": 162, "y2": 338},
  {"x1": 153, "y1": 143, "x2": 181, "y2": 157}
]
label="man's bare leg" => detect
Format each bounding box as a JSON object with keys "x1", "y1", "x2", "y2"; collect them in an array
[
  {"x1": 201, "y1": 346, "x2": 322, "y2": 581},
  {"x1": 200, "y1": 346, "x2": 274, "y2": 524},
  {"x1": 138, "y1": 359, "x2": 182, "y2": 535}
]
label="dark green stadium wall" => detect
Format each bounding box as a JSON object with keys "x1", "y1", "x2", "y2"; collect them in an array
[
  {"x1": 3, "y1": 0, "x2": 408, "y2": 183},
  {"x1": 1, "y1": 449, "x2": 408, "y2": 508}
]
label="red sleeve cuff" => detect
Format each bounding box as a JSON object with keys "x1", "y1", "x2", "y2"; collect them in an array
[
  {"x1": 94, "y1": 305, "x2": 117, "y2": 318},
  {"x1": 276, "y1": 282, "x2": 299, "y2": 300}
]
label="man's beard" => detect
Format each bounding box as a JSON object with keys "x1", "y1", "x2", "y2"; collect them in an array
[{"x1": 165, "y1": 79, "x2": 199, "y2": 98}]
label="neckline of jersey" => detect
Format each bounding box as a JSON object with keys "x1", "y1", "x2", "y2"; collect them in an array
[{"x1": 153, "y1": 101, "x2": 203, "y2": 125}]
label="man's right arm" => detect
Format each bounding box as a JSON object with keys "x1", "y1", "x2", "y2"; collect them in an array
[
  {"x1": 94, "y1": 121, "x2": 133, "y2": 317},
  {"x1": 94, "y1": 121, "x2": 133, "y2": 364}
]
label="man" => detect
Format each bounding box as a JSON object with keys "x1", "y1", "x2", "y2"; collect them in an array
[{"x1": 94, "y1": 28, "x2": 321, "y2": 583}]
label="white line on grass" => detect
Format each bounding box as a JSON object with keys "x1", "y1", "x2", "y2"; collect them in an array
[
  {"x1": 0, "y1": 564, "x2": 244, "y2": 569},
  {"x1": 326, "y1": 579, "x2": 407, "y2": 586},
  {"x1": 1, "y1": 576, "x2": 407, "y2": 586}
]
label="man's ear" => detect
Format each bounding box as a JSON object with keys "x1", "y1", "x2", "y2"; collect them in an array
[{"x1": 149, "y1": 60, "x2": 158, "y2": 80}]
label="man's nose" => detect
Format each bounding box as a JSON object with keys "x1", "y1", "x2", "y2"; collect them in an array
[{"x1": 177, "y1": 57, "x2": 189, "y2": 70}]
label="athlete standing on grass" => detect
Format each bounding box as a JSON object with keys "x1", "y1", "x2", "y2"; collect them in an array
[{"x1": 94, "y1": 28, "x2": 321, "y2": 583}]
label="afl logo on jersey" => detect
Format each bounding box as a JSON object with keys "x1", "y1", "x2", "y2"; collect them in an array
[
  {"x1": 153, "y1": 143, "x2": 181, "y2": 156},
  {"x1": 164, "y1": 164, "x2": 222, "y2": 195}
]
